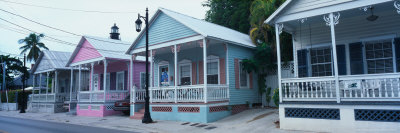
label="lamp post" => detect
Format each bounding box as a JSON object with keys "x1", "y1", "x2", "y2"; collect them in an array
[{"x1": 135, "y1": 8, "x2": 153, "y2": 124}]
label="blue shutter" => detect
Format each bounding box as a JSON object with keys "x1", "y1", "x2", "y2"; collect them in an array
[
  {"x1": 297, "y1": 49, "x2": 308, "y2": 77},
  {"x1": 336, "y1": 45, "x2": 346, "y2": 75},
  {"x1": 395, "y1": 37, "x2": 400, "y2": 72},
  {"x1": 349, "y1": 42, "x2": 364, "y2": 75}
]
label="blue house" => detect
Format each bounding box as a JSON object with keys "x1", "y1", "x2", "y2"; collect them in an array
[{"x1": 126, "y1": 8, "x2": 260, "y2": 123}]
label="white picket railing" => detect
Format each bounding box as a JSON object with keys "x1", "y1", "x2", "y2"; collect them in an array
[
  {"x1": 78, "y1": 91, "x2": 129, "y2": 103},
  {"x1": 149, "y1": 84, "x2": 229, "y2": 103},
  {"x1": 31, "y1": 93, "x2": 68, "y2": 103},
  {"x1": 131, "y1": 88, "x2": 146, "y2": 103},
  {"x1": 281, "y1": 73, "x2": 400, "y2": 102}
]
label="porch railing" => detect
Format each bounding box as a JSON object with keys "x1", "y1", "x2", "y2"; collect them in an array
[
  {"x1": 131, "y1": 87, "x2": 146, "y2": 103},
  {"x1": 31, "y1": 93, "x2": 67, "y2": 103},
  {"x1": 78, "y1": 91, "x2": 129, "y2": 103},
  {"x1": 281, "y1": 73, "x2": 400, "y2": 102},
  {"x1": 149, "y1": 84, "x2": 229, "y2": 103}
]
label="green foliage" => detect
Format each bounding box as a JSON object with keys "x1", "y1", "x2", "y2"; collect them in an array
[
  {"x1": 272, "y1": 88, "x2": 279, "y2": 107},
  {"x1": 18, "y1": 33, "x2": 48, "y2": 62},
  {"x1": 1, "y1": 89, "x2": 30, "y2": 103},
  {"x1": 0, "y1": 55, "x2": 29, "y2": 88},
  {"x1": 203, "y1": 0, "x2": 254, "y2": 34}
]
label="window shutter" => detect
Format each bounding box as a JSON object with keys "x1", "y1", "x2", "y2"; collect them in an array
[
  {"x1": 395, "y1": 37, "x2": 400, "y2": 72},
  {"x1": 249, "y1": 72, "x2": 253, "y2": 89},
  {"x1": 100, "y1": 74, "x2": 103, "y2": 90},
  {"x1": 349, "y1": 42, "x2": 364, "y2": 75},
  {"x1": 219, "y1": 58, "x2": 226, "y2": 84},
  {"x1": 111, "y1": 72, "x2": 116, "y2": 90},
  {"x1": 336, "y1": 45, "x2": 347, "y2": 75},
  {"x1": 124, "y1": 71, "x2": 128, "y2": 90},
  {"x1": 297, "y1": 49, "x2": 308, "y2": 77},
  {"x1": 199, "y1": 61, "x2": 204, "y2": 84},
  {"x1": 192, "y1": 62, "x2": 197, "y2": 85},
  {"x1": 234, "y1": 58, "x2": 239, "y2": 89}
]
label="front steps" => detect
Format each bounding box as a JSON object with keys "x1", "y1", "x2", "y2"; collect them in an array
[{"x1": 130, "y1": 108, "x2": 145, "y2": 119}]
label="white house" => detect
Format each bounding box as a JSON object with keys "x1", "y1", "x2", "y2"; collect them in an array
[{"x1": 265, "y1": 0, "x2": 400, "y2": 132}]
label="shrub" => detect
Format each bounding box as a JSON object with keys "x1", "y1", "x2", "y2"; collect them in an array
[{"x1": 272, "y1": 88, "x2": 279, "y2": 107}]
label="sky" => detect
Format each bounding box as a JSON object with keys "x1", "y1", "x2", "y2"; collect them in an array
[{"x1": 0, "y1": 0, "x2": 209, "y2": 67}]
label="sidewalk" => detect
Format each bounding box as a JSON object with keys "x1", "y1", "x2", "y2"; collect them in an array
[{"x1": 0, "y1": 108, "x2": 309, "y2": 133}]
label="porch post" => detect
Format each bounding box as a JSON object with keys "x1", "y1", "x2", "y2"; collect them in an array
[
  {"x1": 70, "y1": 68, "x2": 73, "y2": 102},
  {"x1": 39, "y1": 73, "x2": 42, "y2": 95},
  {"x1": 90, "y1": 63, "x2": 94, "y2": 103},
  {"x1": 150, "y1": 50, "x2": 153, "y2": 88},
  {"x1": 203, "y1": 38, "x2": 208, "y2": 103},
  {"x1": 32, "y1": 74, "x2": 35, "y2": 102},
  {"x1": 103, "y1": 60, "x2": 107, "y2": 102},
  {"x1": 226, "y1": 43, "x2": 230, "y2": 99},
  {"x1": 329, "y1": 13, "x2": 341, "y2": 103},
  {"x1": 55, "y1": 71, "x2": 58, "y2": 94},
  {"x1": 292, "y1": 36, "x2": 298, "y2": 78},
  {"x1": 46, "y1": 72, "x2": 49, "y2": 101},
  {"x1": 174, "y1": 45, "x2": 178, "y2": 103},
  {"x1": 275, "y1": 23, "x2": 283, "y2": 103},
  {"x1": 78, "y1": 65, "x2": 81, "y2": 102},
  {"x1": 130, "y1": 55, "x2": 133, "y2": 90}
]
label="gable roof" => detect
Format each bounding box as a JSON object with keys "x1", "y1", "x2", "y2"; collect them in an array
[
  {"x1": 66, "y1": 36, "x2": 131, "y2": 66},
  {"x1": 126, "y1": 7, "x2": 255, "y2": 54},
  {"x1": 31, "y1": 50, "x2": 73, "y2": 74}
]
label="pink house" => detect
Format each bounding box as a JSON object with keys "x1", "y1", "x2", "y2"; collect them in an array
[{"x1": 65, "y1": 35, "x2": 146, "y2": 117}]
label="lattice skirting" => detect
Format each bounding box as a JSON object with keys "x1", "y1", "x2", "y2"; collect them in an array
[
  {"x1": 285, "y1": 108, "x2": 340, "y2": 120},
  {"x1": 152, "y1": 106, "x2": 172, "y2": 112},
  {"x1": 209, "y1": 105, "x2": 228, "y2": 112},
  {"x1": 105, "y1": 104, "x2": 115, "y2": 110},
  {"x1": 355, "y1": 109, "x2": 400, "y2": 122},
  {"x1": 231, "y1": 104, "x2": 248, "y2": 114},
  {"x1": 178, "y1": 107, "x2": 200, "y2": 113}
]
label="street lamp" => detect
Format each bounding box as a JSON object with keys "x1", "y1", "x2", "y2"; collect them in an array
[{"x1": 135, "y1": 8, "x2": 153, "y2": 124}]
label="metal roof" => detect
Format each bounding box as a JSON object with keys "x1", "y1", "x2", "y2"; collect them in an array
[
  {"x1": 84, "y1": 36, "x2": 131, "y2": 60},
  {"x1": 31, "y1": 50, "x2": 74, "y2": 74}
]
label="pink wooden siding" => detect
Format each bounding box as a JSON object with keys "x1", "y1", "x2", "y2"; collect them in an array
[
  {"x1": 72, "y1": 40, "x2": 102, "y2": 63},
  {"x1": 199, "y1": 61, "x2": 204, "y2": 84},
  {"x1": 234, "y1": 58, "x2": 239, "y2": 89},
  {"x1": 219, "y1": 58, "x2": 226, "y2": 84},
  {"x1": 133, "y1": 62, "x2": 147, "y2": 89},
  {"x1": 192, "y1": 62, "x2": 196, "y2": 85}
]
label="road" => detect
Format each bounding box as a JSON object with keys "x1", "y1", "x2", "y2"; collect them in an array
[{"x1": 0, "y1": 116, "x2": 138, "y2": 133}]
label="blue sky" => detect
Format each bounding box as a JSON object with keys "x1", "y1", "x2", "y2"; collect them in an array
[{"x1": 0, "y1": 0, "x2": 208, "y2": 66}]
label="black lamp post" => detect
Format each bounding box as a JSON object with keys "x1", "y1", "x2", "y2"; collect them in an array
[{"x1": 135, "y1": 8, "x2": 153, "y2": 124}]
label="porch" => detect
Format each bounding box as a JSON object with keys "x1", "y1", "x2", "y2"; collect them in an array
[{"x1": 274, "y1": 1, "x2": 400, "y2": 103}]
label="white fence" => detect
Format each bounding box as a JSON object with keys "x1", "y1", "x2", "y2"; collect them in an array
[
  {"x1": 31, "y1": 93, "x2": 68, "y2": 103},
  {"x1": 78, "y1": 91, "x2": 129, "y2": 103}
]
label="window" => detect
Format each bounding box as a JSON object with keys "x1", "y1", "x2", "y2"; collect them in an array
[
  {"x1": 81, "y1": 71, "x2": 90, "y2": 91},
  {"x1": 239, "y1": 61, "x2": 249, "y2": 88},
  {"x1": 310, "y1": 47, "x2": 332, "y2": 77},
  {"x1": 180, "y1": 65, "x2": 191, "y2": 85},
  {"x1": 207, "y1": 56, "x2": 219, "y2": 84},
  {"x1": 159, "y1": 65, "x2": 169, "y2": 86},
  {"x1": 365, "y1": 39, "x2": 393, "y2": 74},
  {"x1": 116, "y1": 71, "x2": 124, "y2": 90},
  {"x1": 140, "y1": 72, "x2": 146, "y2": 89}
]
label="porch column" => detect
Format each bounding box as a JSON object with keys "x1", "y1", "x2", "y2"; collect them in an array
[
  {"x1": 39, "y1": 73, "x2": 42, "y2": 95},
  {"x1": 203, "y1": 38, "x2": 208, "y2": 103},
  {"x1": 55, "y1": 71, "x2": 58, "y2": 94},
  {"x1": 90, "y1": 63, "x2": 94, "y2": 103},
  {"x1": 150, "y1": 50, "x2": 153, "y2": 88},
  {"x1": 328, "y1": 13, "x2": 341, "y2": 103},
  {"x1": 70, "y1": 68, "x2": 73, "y2": 102},
  {"x1": 292, "y1": 36, "x2": 298, "y2": 78},
  {"x1": 174, "y1": 45, "x2": 178, "y2": 103},
  {"x1": 78, "y1": 65, "x2": 81, "y2": 102},
  {"x1": 225, "y1": 44, "x2": 230, "y2": 99},
  {"x1": 46, "y1": 72, "x2": 49, "y2": 101},
  {"x1": 275, "y1": 23, "x2": 283, "y2": 103},
  {"x1": 32, "y1": 74, "x2": 35, "y2": 102},
  {"x1": 103, "y1": 60, "x2": 107, "y2": 102},
  {"x1": 130, "y1": 55, "x2": 133, "y2": 90}
]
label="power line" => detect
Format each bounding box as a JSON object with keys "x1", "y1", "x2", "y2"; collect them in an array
[
  {"x1": 0, "y1": 0, "x2": 139, "y2": 14},
  {"x1": 0, "y1": 8, "x2": 132, "y2": 45}
]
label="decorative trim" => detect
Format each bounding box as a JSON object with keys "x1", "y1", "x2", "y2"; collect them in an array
[
  {"x1": 152, "y1": 106, "x2": 172, "y2": 112},
  {"x1": 178, "y1": 107, "x2": 200, "y2": 113},
  {"x1": 277, "y1": 23, "x2": 284, "y2": 35},
  {"x1": 359, "y1": 5, "x2": 372, "y2": 12},
  {"x1": 355, "y1": 109, "x2": 400, "y2": 122},
  {"x1": 285, "y1": 108, "x2": 340, "y2": 120},
  {"x1": 323, "y1": 12, "x2": 340, "y2": 26},
  {"x1": 395, "y1": 1, "x2": 400, "y2": 14}
]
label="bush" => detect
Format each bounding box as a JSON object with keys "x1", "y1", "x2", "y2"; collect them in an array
[{"x1": 272, "y1": 88, "x2": 279, "y2": 107}]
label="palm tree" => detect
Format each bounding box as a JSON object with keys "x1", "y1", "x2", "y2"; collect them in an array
[{"x1": 18, "y1": 33, "x2": 48, "y2": 62}]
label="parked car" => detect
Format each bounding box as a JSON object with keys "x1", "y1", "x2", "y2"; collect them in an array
[{"x1": 114, "y1": 95, "x2": 130, "y2": 115}]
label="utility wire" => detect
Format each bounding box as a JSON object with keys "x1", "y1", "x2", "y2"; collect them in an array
[
  {"x1": 0, "y1": 8, "x2": 133, "y2": 45},
  {"x1": 0, "y1": 0, "x2": 139, "y2": 14}
]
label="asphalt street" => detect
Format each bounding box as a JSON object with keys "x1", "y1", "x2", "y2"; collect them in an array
[{"x1": 0, "y1": 116, "x2": 138, "y2": 133}]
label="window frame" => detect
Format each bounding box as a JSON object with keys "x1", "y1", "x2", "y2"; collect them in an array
[
  {"x1": 309, "y1": 46, "x2": 333, "y2": 77},
  {"x1": 362, "y1": 38, "x2": 396, "y2": 74},
  {"x1": 158, "y1": 61, "x2": 170, "y2": 87},
  {"x1": 140, "y1": 72, "x2": 146, "y2": 89},
  {"x1": 238, "y1": 60, "x2": 250, "y2": 89},
  {"x1": 116, "y1": 71, "x2": 125, "y2": 91},
  {"x1": 207, "y1": 55, "x2": 220, "y2": 84},
  {"x1": 179, "y1": 59, "x2": 192, "y2": 86}
]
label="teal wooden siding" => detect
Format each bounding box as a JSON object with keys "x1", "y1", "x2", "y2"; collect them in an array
[
  {"x1": 153, "y1": 44, "x2": 226, "y2": 87},
  {"x1": 227, "y1": 44, "x2": 260, "y2": 105},
  {"x1": 134, "y1": 13, "x2": 198, "y2": 49}
]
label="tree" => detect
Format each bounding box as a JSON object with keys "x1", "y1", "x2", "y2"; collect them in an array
[
  {"x1": 0, "y1": 55, "x2": 29, "y2": 89},
  {"x1": 18, "y1": 33, "x2": 48, "y2": 62},
  {"x1": 203, "y1": 0, "x2": 254, "y2": 34}
]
